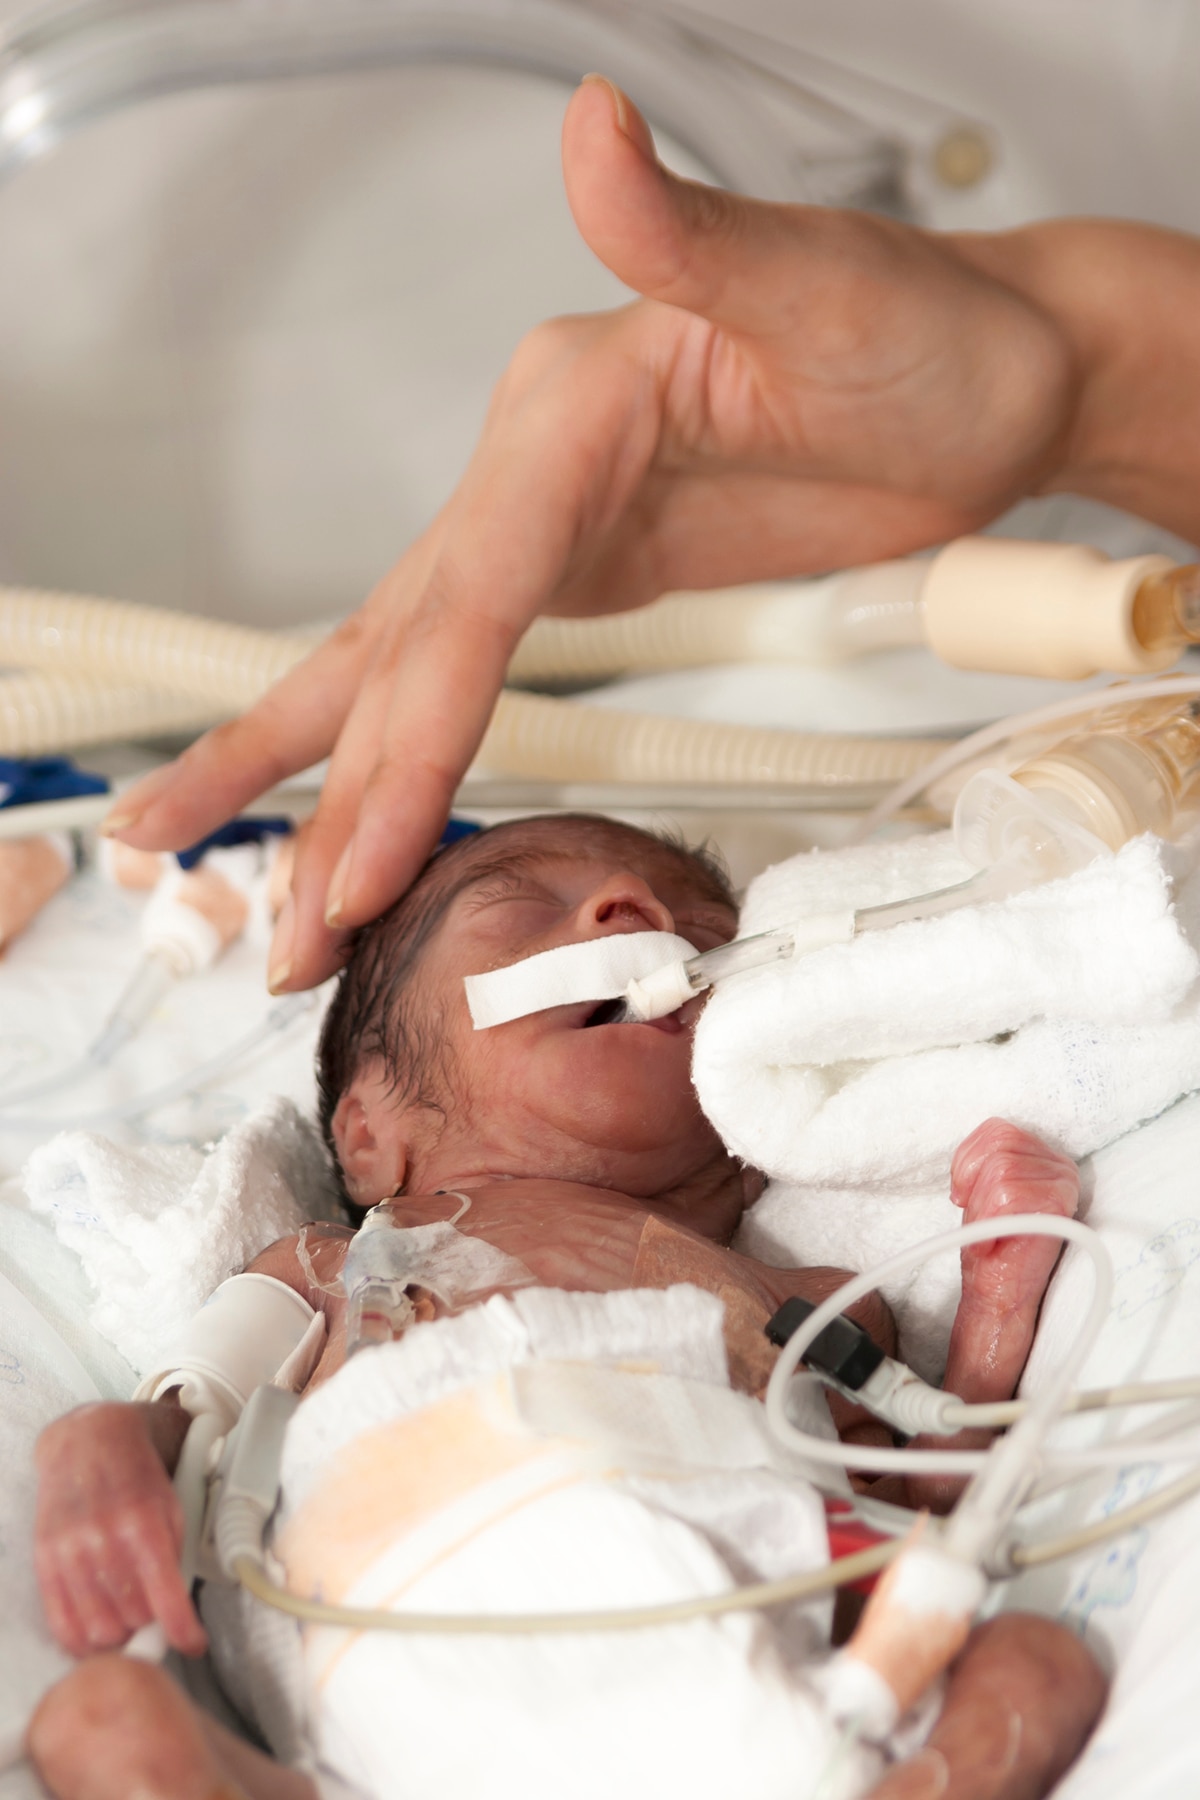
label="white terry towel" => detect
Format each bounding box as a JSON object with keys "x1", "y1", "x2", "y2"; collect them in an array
[
  {"x1": 694, "y1": 832, "x2": 1200, "y2": 1195},
  {"x1": 21, "y1": 1099, "x2": 338, "y2": 1374},
  {"x1": 691, "y1": 834, "x2": 1200, "y2": 1371}
]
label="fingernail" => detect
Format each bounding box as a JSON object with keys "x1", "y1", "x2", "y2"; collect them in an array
[
  {"x1": 325, "y1": 841, "x2": 355, "y2": 928},
  {"x1": 268, "y1": 894, "x2": 295, "y2": 992},
  {"x1": 100, "y1": 762, "x2": 176, "y2": 836},
  {"x1": 580, "y1": 73, "x2": 656, "y2": 161}
]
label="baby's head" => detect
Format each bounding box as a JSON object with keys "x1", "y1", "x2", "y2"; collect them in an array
[{"x1": 318, "y1": 814, "x2": 739, "y2": 1206}]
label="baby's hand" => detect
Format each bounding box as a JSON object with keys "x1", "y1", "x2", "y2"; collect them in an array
[{"x1": 34, "y1": 1399, "x2": 206, "y2": 1659}]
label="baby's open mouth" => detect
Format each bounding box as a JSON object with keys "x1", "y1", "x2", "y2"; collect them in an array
[
  {"x1": 583, "y1": 998, "x2": 628, "y2": 1027},
  {"x1": 582, "y1": 999, "x2": 685, "y2": 1034}
]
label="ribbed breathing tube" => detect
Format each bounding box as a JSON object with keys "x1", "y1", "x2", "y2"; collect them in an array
[
  {"x1": 5, "y1": 534, "x2": 1197, "y2": 787},
  {"x1": 0, "y1": 582, "x2": 946, "y2": 791}
]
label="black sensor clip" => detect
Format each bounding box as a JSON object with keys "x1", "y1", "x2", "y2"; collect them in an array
[{"x1": 764, "y1": 1296, "x2": 885, "y2": 1392}]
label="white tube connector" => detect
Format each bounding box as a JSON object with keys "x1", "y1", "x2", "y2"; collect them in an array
[
  {"x1": 508, "y1": 564, "x2": 929, "y2": 681},
  {"x1": 922, "y1": 538, "x2": 1177, "y2": 680},
  {"x1": 852, "y1": 1357, "x2": 960, "y2": 1438}
]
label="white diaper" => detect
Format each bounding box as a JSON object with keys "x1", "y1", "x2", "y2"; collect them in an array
[{"x1": 205, "y1": 1285, "x2": 880, "y2": 1800}]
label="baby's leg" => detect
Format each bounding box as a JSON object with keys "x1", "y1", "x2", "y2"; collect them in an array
[
  {"x1": 908, "y1": 1118, "x2": 1079, "y2": 1513},
  {"x1": 865, "y1": 1614, "x2": 1105, "y2": 1800},
  {"x1": 28, "y1": 1657, "x2": 313, "y2": 1800}
]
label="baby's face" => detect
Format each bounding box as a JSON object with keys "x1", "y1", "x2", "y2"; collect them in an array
[{"x1": 394, "y1": 818, "x2": 738, "y2": 1194}]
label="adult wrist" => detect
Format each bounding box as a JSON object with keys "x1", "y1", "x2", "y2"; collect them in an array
[{"x1": 949, "y1": 219, "x2": 1200, "y2": 541}]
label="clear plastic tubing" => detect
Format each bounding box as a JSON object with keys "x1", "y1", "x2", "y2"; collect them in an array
[
  {"x1": 0, "y1": 992, "x2": 315, "y2": 1133},
  {"x1": 0, "y1": 861, "x2": 250, "y2": 1108},
  {"x1": 856, "y1": 673, "x2": 1200, "y2": 842},
  {"x1": 955, "y1": 693, "x2": 1200, "y2": 874}
]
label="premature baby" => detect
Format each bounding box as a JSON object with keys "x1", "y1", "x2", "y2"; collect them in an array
[{"x1": 29, "y1": 816, "x2": 1104, "y2": 1800}]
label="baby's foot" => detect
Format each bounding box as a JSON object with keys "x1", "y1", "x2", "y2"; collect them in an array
[
  {"x1": 947, "y1": 1116, "x2": 1079, "y2": 1404},
  {"x1": 904, "y1": 1118, "x2": 1079, "y2": 1513},
  {"x1": 28, "y1": 1656, "x2": 313, "y2": 1800}
]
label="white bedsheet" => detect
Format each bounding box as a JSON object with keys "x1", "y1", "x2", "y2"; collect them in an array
[
  {"x1": 0, "y1": 855, "x2": 327, "y2": 1183},
  {"x1": 6, "y1": 836, "x2": 1200, "y2": 1796}
]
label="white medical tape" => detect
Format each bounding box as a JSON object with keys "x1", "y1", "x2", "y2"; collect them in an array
[
  {"x1": 140, "y1": 867, "x2": 223, "y2": 974},
  {"x1": 791, "y1": 911, "x2": 856, "y2": 955},
  {"x1": 464, "y1": 931, "x2": 698, "y2": 1029}
]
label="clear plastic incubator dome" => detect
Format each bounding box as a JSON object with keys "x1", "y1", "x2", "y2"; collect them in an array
[{"x1": 0, "y1": 0, "x2": 973, "y2": 635}]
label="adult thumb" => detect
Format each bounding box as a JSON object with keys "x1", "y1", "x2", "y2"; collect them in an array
[{"x1": 562, "y1": 75, "x2": 822, "y2": 336}]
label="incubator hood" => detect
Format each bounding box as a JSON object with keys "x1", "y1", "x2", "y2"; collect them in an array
[{"x1": 0, "y1": 0, "x2": 1000, "y2": 631}]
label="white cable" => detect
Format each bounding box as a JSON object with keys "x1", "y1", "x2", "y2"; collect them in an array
[
  {"x1": 765, "y1": 1215, "x2": 1113, "y2": 1484},
  {"x1": 854, "y1": 674, "x2": 1200, "y2": 841},
  {"x1": 940, "y1": 1376, "x2": 1200, "y2": 1431}
]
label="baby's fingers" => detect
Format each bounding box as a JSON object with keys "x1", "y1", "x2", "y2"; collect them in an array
[
  {"x1": 36, "y1": 1561, "x2": 97, "y2": 1660},
  {"x1": 52, "y1": 1535, "x2": 134, "y2": 1654},
  {"x1": 122, "y1": 1520, "x2": 207, "y2": 1657}
]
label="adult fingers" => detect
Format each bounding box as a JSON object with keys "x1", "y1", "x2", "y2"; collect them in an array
[
  {"x1": 563, "y1": 76, "x2": 813, "y2": 333},
  {"x1": 291, "y1": 319, "x2": 664, "y2": 946},
  {"x1": 563, "y1": 76, "x2": 917, "y2": 343}
]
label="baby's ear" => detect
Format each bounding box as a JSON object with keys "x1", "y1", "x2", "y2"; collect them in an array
[{"x1": 330, "y1": 1071, "x2": 409, "y2": 1205}]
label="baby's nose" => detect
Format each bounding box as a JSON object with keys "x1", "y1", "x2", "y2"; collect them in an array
[{"x1": 575, "y1": 874, "x2": 675, "y2": 938}]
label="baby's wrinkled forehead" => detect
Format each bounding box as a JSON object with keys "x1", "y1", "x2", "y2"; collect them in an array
[{"x1": 426, "y1": 815, "x2": 735, "y2": 915}]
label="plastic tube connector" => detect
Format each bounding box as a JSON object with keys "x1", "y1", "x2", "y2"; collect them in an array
[
  {"x1": 212, "y1": 1384, "x2": 300, "y2": 1581},
  {"x1": 922, "y1": 538, "x2": 1177, "y2": 680},
  {"x1": 623, "y1": 959, "x2": 698, "y2": 1022}
]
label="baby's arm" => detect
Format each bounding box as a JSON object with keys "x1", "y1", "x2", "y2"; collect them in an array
[{"x1": 34, "y1": 1393, "x2": 206, "y2": 1658}]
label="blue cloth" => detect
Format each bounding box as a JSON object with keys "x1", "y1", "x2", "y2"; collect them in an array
[{"x1": 0, "y1": 756, "x2": 108, "y2": 809}]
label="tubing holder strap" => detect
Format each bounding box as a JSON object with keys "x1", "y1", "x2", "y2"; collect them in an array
[{"x1": 465, "y1": 932, "x2": 698, "y2": 1029}]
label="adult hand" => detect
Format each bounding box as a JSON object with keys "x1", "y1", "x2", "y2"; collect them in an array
[{"x1": 103, "y1": 75, "x2": 1077, "y2": 989}]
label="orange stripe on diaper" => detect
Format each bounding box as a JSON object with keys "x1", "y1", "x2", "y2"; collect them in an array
[
  {"x1": 310, "y1": 1466, "x2": 592, "y2": 1693},
  {"x1": 278, "y1": 1378, "x2": 581, "y2": 1599}
]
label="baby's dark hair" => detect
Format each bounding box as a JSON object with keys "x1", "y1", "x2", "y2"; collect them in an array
[{"x1": 315, "y1": 813, "x2": 735, "y2": 1173}]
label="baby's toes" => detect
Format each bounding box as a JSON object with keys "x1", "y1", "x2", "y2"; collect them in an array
[
  {"x1": 952, "y1": 1118, "x2": 1079, "y2": 1226},
  {"x1": 28, "y1": 1657, "x2": 224, "y2": 1800}
]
